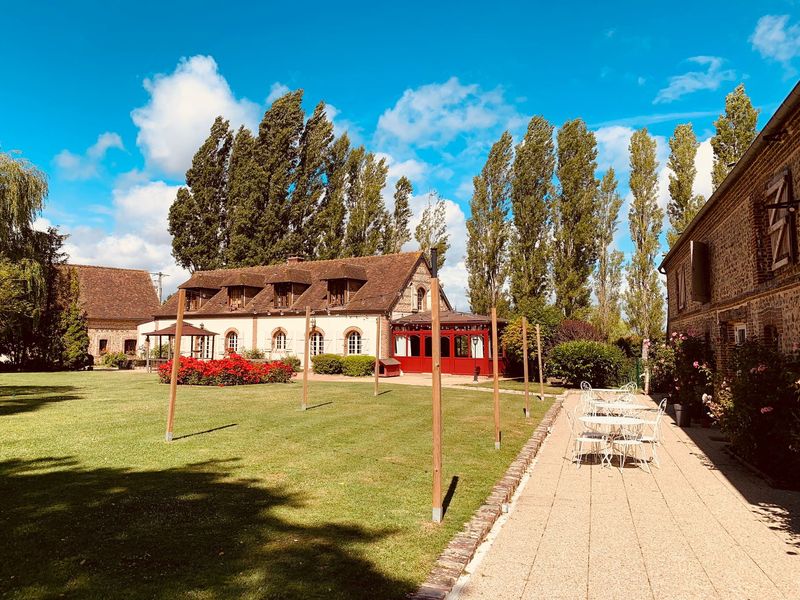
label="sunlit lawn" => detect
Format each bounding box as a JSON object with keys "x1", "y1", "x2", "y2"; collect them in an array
[
  {"x1": 0, "y1": 370, "x2": 551, "y2": 599},
  {"x1": 467, "y1": 377, "x2": 566, "y2": 395}
]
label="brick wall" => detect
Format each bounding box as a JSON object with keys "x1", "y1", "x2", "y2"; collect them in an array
[
  {"x1": 88, "y1": 318, "x2": 141, "y2": 360},
  {"x1": 393, "y1": 261, "x2": 450, "y2": 315},
  {"x1": 665, "y1": 101, "x2": 800, "y2": 369}
]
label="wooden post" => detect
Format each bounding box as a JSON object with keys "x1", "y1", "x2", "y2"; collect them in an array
[
  {"x1": 522, "y1": 317, "x2": 530, "y2": 418},
  {"x1": 491, "y1": 306, "x2": 500, "y2": 450},
  {"x1": 302, "y1": 306, "x2": 310, "y2": 410},
  {"x1": 374, "y1": 316, "x2": 381, "y2": 396},
  {"x1": 165, "y1": 289, "x2": 186, "y2": 442},
  {"x1": 536, "y1": 324, "x2": 545, "y2": 403},
  {"x1": 431, "y1": 248, "x2": 443, "y2": 523},
  {"x1": 145, "y1": 336, "x2": 151, "y2": 373}
]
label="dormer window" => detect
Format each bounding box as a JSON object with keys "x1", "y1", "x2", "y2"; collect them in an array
[
  {"x1": 329, "y1": 280, "x2": 346, "y2": 307},
  {"x1": 228, "y1": 286, "x2": 244, "y2": 310},
  {"x1": 185, "y1": 289, "x2": 213, "y2": 311},
  {"x1": 274, "y1": 283, "x2": 291, "y2": 308}
]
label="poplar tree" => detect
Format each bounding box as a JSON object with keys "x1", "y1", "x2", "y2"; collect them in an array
[
  {"x1": 666, "y1": 123, "x2": 704, "y2": 248},
  {"x1": 466, "y1": 131, "x2": 512, "y2": 315},
  {"x1": 316, "y1": 134, "x2": 350, "y2": 260},
  {"x1": 383, "y1": 176, "x2": 413, "y2": 254},
  {"x1": 711, "y1": 84, "x2": 759, "y2": 190},
  {"x1": 625, "y1": 128, "x2": 665, "y2": 340},
  {"x1": 509, "y1": 116, "x2": 554, "y2": 307},
  {"x1": 169, "y1": 116, "x2": 232, "y2": 271},
  {"x1": 60, "y1": 268, "x2": 89, "y2": 369},
  {"x1": 593, "y1": 169, "x2": 624, "y2": 340},
  {"x1": 343, "y1": 149, "x2": 388, "y2": 256},
  {"x1": 225, "y1": 126, "x2": 261, "y2": 266},
  {"x1": 414, "y1": 191, "x2": 449, "y2": 271},
  {"x1": 552, "y1": 119, "x2": 599, "y2": 319},
  {"x1": 288, "y1": 101, "x2": 334, "y2": 258}
]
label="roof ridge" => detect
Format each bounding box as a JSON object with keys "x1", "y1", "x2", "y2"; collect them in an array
[{"x1": 65, "y1": 263, "x2": 152, "y2": 274}]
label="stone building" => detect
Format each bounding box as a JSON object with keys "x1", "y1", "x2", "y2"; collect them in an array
[
  {"x1": 67, "y1": 264, "x2": 160, "y2": 360},
  {"x1": 660, "y1": 81, "x2": 800, "y2": 370},
  {"x1": 138, "y1": 252, "x2": 457, "y2": 370}
]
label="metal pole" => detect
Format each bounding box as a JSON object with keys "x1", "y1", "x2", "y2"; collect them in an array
[
  {"x1": 431, "y1": 248, "x2": 443, "y2": 523},
  {"x1": 522, "y1": 317, "x2": 530, "y2": 418},
  {"x1": 165, "y1": 289, "x2": 186, "y2": 442},
  {"x1": 536, "y1": 324, "x2": 545, "y2": 403},
  {"x1": 146, "y1": 336, "x2": 151, "y2": 373},
  {"x1": 302, "y1": 306, "x2": 310, "y2": 410},
  {"x1": 492, "y1": 306, "x2": 500, "y2": 450},
  {"x1": 374, "y1": 316, "x2": 381, "y2": 396}
]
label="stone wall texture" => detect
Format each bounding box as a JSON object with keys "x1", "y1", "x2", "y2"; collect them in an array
[
  {"x1": 664, "y1": 99, "x2": 800, "y2": 371},
  {"x1": 88, "y1": 318, "x2": 141, "y2": 360}
]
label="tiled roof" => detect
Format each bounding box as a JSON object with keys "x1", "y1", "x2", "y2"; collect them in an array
[
  {"x1": 154, "y1": 252, "x2": 438, "y2": 318},
  {"x1": 393, "y1": 310, "x2": 503, "y2": 325},
  {"x1": 65, "y1": 264, "x2": 160, "y2": 322}
]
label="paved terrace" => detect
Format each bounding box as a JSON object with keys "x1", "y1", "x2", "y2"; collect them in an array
[{"x1": 452, "y1": 391, "x2": 800, "y2": 600}]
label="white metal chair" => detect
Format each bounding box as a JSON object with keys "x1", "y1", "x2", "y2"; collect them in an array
[
  {"x1": 610, "y1": 422, "x2": 650, "y2": 472},
  {"x1": 640, "y1": 399, "x2": 667, "y2": 468},
  {"x1": 566, "y1": 405, "x2": 606, "y2": 468}
]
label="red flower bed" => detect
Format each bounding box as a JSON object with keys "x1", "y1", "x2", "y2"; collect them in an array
[{"x1": 158, "y1": 353, "x2": 295, "y2": 386}]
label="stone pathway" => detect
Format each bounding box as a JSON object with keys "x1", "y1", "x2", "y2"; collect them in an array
[{"x1": 451, "y1": 391, "x2": 800, "y2": 600}]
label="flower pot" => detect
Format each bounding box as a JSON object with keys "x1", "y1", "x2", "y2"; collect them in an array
[{"x1": 673, "y1": 403, "x2": 691, "y2": 427}]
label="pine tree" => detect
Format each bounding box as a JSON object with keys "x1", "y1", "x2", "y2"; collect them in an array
[
  {"x1": 288, "y1": 101, "x2": 334, "y2": 258},
  {"x1": 711, "y1": 84, "x2": 759, "y2": 190},
  {"x1": 552, "y1": 119, "x2": 599, "y2": 319},
  {"x1": 466, "y1": 131, "x2": 512, "y2": 315},
  {"x1": 60, "y1": 268, "x2": 89, "y2": 369},
  {"x1": 666, "y1": 123, "x2": 704, "y2": 248},
  {"x1": 343, "y1": 149, "x2": 388, "y2": 256},
  {"x1": 383, "y1": 176, "x2": 413, "y2": 254},
  {"x1": 168, "y1": 116, "x2": 232, "y2": 271},
  {"x1": 509, "y1": 116, "x2": 554, "y2": 308},
  {"x1": 225, "y1": 126, "x2": 261, "y2": 266},
  {"x1": 593, "y1": 169, "x2": 624, "y2": 340},
  {"x1": 316, "y1": 134, "x2": 350, "y2": 259},
  {"x1": 625, "y1": 128, "x2": 665, "y2": 340},
  {"x1": 253, "y1": 89, "x2": 305, "y2": 264},
  {"x1": 414, "y1": 191, "x2": 450, "y2": 271}
]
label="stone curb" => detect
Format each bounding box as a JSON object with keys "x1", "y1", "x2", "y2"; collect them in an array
[{"x1": 408, "y1": 396, "x2": 565, "y2": 600}]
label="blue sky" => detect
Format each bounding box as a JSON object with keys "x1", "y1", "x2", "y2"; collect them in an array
[{"x1": 3, "y1": 1, "x2": 800, "y2": 308}]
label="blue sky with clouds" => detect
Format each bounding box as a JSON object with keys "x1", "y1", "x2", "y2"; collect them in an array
[{"x1": 3, "y1": 1, "x2": 800, "y2": 308}]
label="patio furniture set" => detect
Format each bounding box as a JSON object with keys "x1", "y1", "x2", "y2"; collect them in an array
[{"x1": 566, "y1": 381, "x2": 667, "y2": 471}]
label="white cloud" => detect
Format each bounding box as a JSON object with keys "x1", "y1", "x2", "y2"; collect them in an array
[
  {"x1": 131, "y1": 55, "x2": 260, "y2": 178},
  {"x1": 54, "y1": 132, "x2": 124, "y2": 180},
  {"x1": 375, "y1": 77, "x2": 525, "y2": 149},
  {"x1": 403, "y1": 192, "x2": 469, "y2": 310},
  {"x1": 656, "y1": 137, "x2": 714, "y2": 211},
  {"x1": 654, "y1": 56, "x2": 736, "y2": 104},
  {"x1": 595, "y1": 126, "x2": 668, "y2": 177},
  {"x1": 324, "y1": 103, "x2": 363, "y2": 144},
  {"x1": 750, "y1": 14, "x2": 800, "y2": 74},
  {"x1": 266, "y1": 81, "x2": 290, "y2": 103}
]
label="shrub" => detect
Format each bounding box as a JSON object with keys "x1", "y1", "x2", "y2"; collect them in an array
[
  {"x1": 158, "y1": 353, "x2": 294, "y2": 385},
  {"x1": 342, "y1": 355, "x2": 375, "y2": 377},
  {"x1": 547, "y1": 340, "x2": 627, "y2": 388},
  {"x1": 554, "y1": 320, "x2": 603, "y2": 345},
  {"x1": 311, "y1": 353, "x2": 343, "y2": 374},
  {"x1": 101, "y1": 351, "x2": 129, "y2": 369},
  {"x1": 648, "y1": 340, "x2": 675, "y2": 393},
  {"x1": 240, "y1": 347, "x2": 265, "y2": 360},
  {"x1": 669, "y1": 332, "x2": 714, "y2": 413},
  {"x1": 283, "y1": 354, "x2": 301, "y2": 372}
]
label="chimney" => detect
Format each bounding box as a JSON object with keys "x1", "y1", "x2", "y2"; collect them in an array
[{"x1": 287, "y1": 256, "x2": 304, "y2": 264}]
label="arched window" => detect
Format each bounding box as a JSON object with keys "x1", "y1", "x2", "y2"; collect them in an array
[
  {"x1": 310, "y1": 332, "x2": 324, "y2": 356},
  {"x1": 417, "y1": 287, "x2": 426, "y2": 311},
  {"x1": 347, "y1": 331, "x2": 362, "y2": 355},
  {"x1": 225, "y1": 331, "x2": 238, "y2": 353},
  {"x1": 273, "y1": 330, "x2": 287, "y2": 351}
]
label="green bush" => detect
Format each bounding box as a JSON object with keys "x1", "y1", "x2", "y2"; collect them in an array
[
  {"x1": 547, "y1": 340, "x2": 627, "y2": 387},
  {"x1": 342, "y1": 355, "x2": 375, "y2": 377},
  {"x1": 101, "y1": 351, "x2": 129, "y2": 369},
  {"x1": 311, "y1": 353, "x2": 343, "y2": 374},
  {"x1": 283, "y1": 355, "x2": 301, "y2": 372},
  {"x1": 240, "y1": 347, "x2": 265, "y2": 360}
]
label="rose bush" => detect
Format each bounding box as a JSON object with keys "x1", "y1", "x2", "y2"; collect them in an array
[{"x1": 158, "y1": 353, "x2": 295, "y2": 385}]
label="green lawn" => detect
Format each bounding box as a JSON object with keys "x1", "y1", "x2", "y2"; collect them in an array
[
  {"x1": 467, "y1": 378, "x2": 566, "y2": 395},
  {"x1": 0, "y1": 371, "x2": 551, "y2": 599}
]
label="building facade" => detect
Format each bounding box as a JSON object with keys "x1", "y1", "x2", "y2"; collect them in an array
[
  {"x1": 138, "y1": 252, "x2": 453, "y2": 368},
  {"x1": 661, "y1": 82, "x2": 800, "y2": 371},
  {"x1": 67, "y1": 264, "x2": 160, "y2": 360}
]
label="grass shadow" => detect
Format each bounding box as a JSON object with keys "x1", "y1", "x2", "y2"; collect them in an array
[
  {"x1": 0, "y1": 385, "x2": 79, "y2": 416},
  {"x1": 305, "y1": 401, "x2": 334, "y2": 411},
  {"x1": 442, "y1": 475, "x2": 459, "y2": 518},
  {"x1": 173, "y1": 424, "x2": 238, "y2": 440},
  {"x1": 0, "y1": 457, "x2": 414, "y2": 598}
]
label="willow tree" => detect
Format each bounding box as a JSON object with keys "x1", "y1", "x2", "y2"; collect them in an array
[{"x1": 0, "y1": 151, "x2": 49, "y2": 255}]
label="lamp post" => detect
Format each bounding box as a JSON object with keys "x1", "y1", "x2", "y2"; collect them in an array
[{"x1": 472, "y1": 335, "x2": 479, "y2": 382}]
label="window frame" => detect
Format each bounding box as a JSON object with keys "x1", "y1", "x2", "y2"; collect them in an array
[
  {"x1": 273, "y1": 330, "x2": 287, "y2": 352},
  {"x1": 226, "y1": 331, "x2": 239, "y2": 353},
  {"x1": 734, "y1": 323, "x2": 747, "y2": 346},
  {"x1": 416, "y1": 287, "x2": 426, "y2": 312},
  {"x1": 310, "y1": 331, "x2": 325, "y2": 356},
  {"x1": 346, "y1": 331, "x2": 362, "y2": 355}
]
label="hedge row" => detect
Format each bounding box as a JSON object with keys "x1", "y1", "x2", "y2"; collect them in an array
[{"x1": 310, "y1": 353, "x2": 376, "y2": 376}]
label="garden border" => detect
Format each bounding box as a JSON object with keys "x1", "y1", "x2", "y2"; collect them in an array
[{"x1": 409, "y1": 396, "x2": 564, "y2": 600}]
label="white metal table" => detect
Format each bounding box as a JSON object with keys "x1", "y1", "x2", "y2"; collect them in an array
[
  {"x1": 591, "y1": 401, "x2": 648, "y2": 414},
  {"x1": 579, "y1": 415, "x2": 645, "y2": 468}
]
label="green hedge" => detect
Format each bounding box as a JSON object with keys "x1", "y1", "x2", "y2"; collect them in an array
[
  {"x1": 547, "y1": 340, "x2": 627, "y2": 388},
  {"x1": 342, "y1": 355, "x2": 375, "y2": 377},
  {"x1": 283, "y1": 355, "x2": 301, "y2": 372},
  {"x1": 101, "y1": 352, "x2": 130, "y2": 369},
  {"x1": 311, "y1": 353, "x2": 343, "y2": 374}
]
